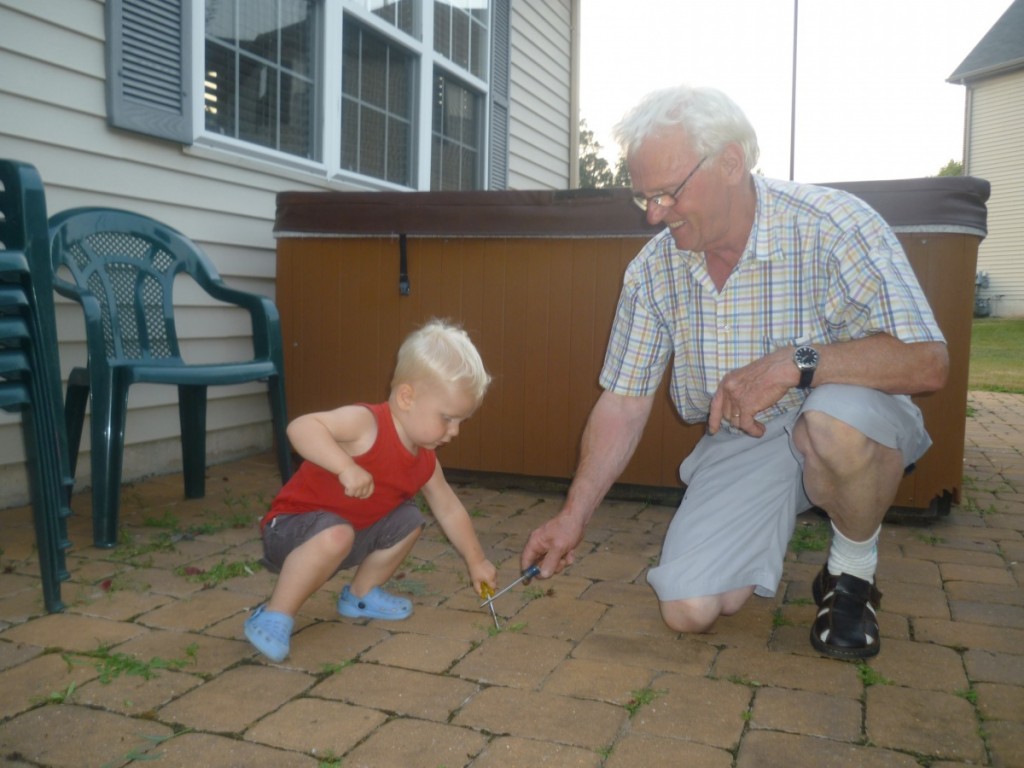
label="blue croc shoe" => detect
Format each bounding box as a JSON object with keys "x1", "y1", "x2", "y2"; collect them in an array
[
  {"x1": 338, "y1": 585, "x2": 412, "y2": 620},
  {"x1": 245, "y1": 605, "x2": 293, "y2": 662}
]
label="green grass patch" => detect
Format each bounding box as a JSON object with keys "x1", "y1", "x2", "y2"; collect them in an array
[
  {"x1": 856, "y1": 662, "x2": 892, "y2": 687},
  {"x1": 64, "y1": 645, "x2": 195, "y2": 684},
  {"x1": 969, "y1": 317, "x2": 1024, "y2": 393},
  {"x1": 624, "y1": 688, "x2": 666, "y2": 718},
  {"x1": 789, "y1": 519, "x2": 830, "y2": 553}
]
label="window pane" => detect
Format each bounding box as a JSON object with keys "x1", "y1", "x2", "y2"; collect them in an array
[
  {"x1": 470, "y1": 15, "x2": 486, "y2": 78},
  {"x1": 434, "y1": 1, "x2": 488, "y2": 78},
  {"x1": 387, "y1": 117, "x2": 410, "y2": 184},
  {"x1": 433, "y1": 1, "x2": 451, "y2": 59},
  {"x1": 341, "y1": 19, "x2": 413, "y2": 185},
  {"x1": 204, "y1": 0, "x2": 317, "y2": 159},
  {"x1": 431, "y1": 72, "x2": 480, "y2": 190},
  {"x1": 361, "y1": 34, "x2": 388, "y2": 110},
  {"x1": 361, "y1": 108, "x2": 386, "y2": 178},
  {"x1": 350, "y1": 0, "x2": 415, "y2": 35},
  {"x1": 451, "y1": 7, "x2": 469, "y2": 70}
]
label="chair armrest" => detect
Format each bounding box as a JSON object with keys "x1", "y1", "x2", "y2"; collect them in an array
[
  {"x1": 53, "y1": 276, "x2": 112, "y2": 366},
  {"x1": 193, "y1": 276, "x2": 283, "y2": 362}
]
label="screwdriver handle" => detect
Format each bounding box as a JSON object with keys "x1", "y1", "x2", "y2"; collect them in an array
[{"x1": 479, "y1": 563, "x2": 541, "y2": 607}]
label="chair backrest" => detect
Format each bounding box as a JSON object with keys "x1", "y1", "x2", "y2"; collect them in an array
[
  {"x1": 0, "y1": 161, "x2": 64, "y2": 395},
  {"x1": 48, "y1": 208, "x2": 220, "y2": 364}
]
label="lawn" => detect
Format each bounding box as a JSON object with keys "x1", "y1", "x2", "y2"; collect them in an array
[{"x1": 968, "y1": 317, "x2": 1024, "y2": 393}]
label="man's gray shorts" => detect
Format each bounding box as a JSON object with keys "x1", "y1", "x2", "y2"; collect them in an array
[
  {"x1": 260, "y1": 502, "x2": 425, "y2": 575},
  {"x1": 646, "y1": 384, "x2": 931, "y2": 602}
]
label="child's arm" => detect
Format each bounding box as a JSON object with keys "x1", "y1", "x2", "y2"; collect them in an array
[
  {"x1": 287, "y1": 406, "x2": 378, "y2": 498},
  {"x1": 420, "y1": 463, "x2": 497, "y2": 595}
]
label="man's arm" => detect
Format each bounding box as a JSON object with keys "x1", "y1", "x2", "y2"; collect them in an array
[
  {"x1": 710, "y1": 335, "x2": 949, "y2": 437},
  {"x1": 522, "y1": 390, "x2": 655, "y2": 577}
]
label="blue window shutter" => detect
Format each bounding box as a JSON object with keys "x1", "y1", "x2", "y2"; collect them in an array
[
  {"x1": 489, "y1": 0, "x2": 510, "y2": 190},
  {"x1": 105, "y1": 0, "x2": 193, "y2": 144}
]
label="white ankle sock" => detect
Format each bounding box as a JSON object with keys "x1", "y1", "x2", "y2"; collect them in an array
[{"x1": 826, "y1": 523, "x2": 880, "y2": 583}]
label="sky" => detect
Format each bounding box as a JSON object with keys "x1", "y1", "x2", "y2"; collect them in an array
[{"x1": 579, "y1": 0, "x2": 1012, "y2": 183}]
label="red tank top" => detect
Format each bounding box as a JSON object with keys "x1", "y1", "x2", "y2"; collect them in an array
[{"x1": 262, "y1": 402, "x2": 436, "y2": 531}]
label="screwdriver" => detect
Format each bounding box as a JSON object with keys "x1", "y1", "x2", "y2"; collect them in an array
[
  {"x1": 479, "y1": 583, "x2": 500, "y2": 629},
  {"x1": 479, "y1": 564, "x2": 541, "y2": 608}
]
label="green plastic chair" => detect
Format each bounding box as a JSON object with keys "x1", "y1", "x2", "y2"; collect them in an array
[
  {"x1": 49, "y1": 208, "x2": 292, "y2": 548},
  {"x1": 0, "y1": 159, "x2": 73, "y2": 611}
]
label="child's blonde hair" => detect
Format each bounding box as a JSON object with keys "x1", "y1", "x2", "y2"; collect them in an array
[{"x1": 391, "y1": 319, "x2": 491, "y2": 403}]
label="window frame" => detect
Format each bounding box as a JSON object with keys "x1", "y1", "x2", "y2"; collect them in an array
[{"x1": 182, "y1": 0, "x2": 497, "y2": 190}]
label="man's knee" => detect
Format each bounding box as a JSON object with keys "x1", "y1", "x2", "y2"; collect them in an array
[
  {"x1": 797, "y1": 410, "x2": 875, "y2": 474},
  {"x1": 659, "y1": 587, "x2": 754, "y2": 633},
  {"x1": 660, "y1": 598, "x2": 719, "y2": 633}
]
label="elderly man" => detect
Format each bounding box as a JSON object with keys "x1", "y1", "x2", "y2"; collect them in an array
[{"x1": 522, "y1": 85, "x2": 947, "y2": 659}]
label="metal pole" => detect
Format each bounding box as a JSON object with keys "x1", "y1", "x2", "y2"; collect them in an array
[{"x1": 789, "y1": 0, "x2": 798, "y2": 181}]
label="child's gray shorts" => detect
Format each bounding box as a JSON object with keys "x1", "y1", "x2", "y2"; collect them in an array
[
  {"x1": 261, "y1": 502, "x2": 425, "y2": 575},
  {"x1": 646, "y1": 384, "x2": 930, "y2": 602}
]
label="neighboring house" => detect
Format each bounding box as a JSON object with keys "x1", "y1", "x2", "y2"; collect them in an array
[
  {"x1": 0, "y1": 0, "x2": 579, "y2": 508},
  {"x1": 948, "y1": 0, "x2": 1024, "y2": 317}
]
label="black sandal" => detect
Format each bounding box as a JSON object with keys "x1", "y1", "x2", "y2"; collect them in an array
[{"x1": 810, "y1": 566, "x2": 883, "y2": 660}]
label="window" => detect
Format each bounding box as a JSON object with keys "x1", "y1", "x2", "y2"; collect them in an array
[
  {"x1": 204, "y1": 0, "x2": 318, "y2": 159},
  {"x1": 431, "y1": 72, "x2": 480, "y2": 190},
  {"x1": 105, "y1": 0, "x2": 508, "y2": 189},
  {"x1": 341, "y1": 21, "x2": 414, "y2": 185}
]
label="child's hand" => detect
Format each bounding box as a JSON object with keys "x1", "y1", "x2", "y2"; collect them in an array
[
  {"x1": 469, "y1": 558, "x2": 498, "y2": 597},
  {"x1": 338, "y1": 465, "x2": 374, "y2": 499}
]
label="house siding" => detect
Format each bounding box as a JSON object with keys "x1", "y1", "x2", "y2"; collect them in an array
[
  {"x1": 0, "y1": 0, "x2": 576, "y2": 508},
  {"x1": 508, "y1": 0, "x2": 573, "y2": 189},
  {"x1": 966, "y1": 72, "x2": 1024, "y2": 317}
]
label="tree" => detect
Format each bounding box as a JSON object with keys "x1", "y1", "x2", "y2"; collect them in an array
[
  {"x1": 937, "y1": 159, "x2": 963, "y2": 177},
  {"x1": 578, "y1": 120, "x2": 615, "y2": 188}
]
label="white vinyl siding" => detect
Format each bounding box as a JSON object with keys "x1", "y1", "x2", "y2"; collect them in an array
[
  {"x1": 507, "y1": 0, "x2": 572, "y2": 189},
  {"x1": 0, "y1": 0, "x2": 575, "y2": 508},
  {"x1": 967, "y1": 71, "x2": 1024, "y2": 317}
]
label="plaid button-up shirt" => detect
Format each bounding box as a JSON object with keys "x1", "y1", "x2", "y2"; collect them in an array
[{"x1": 599, "y1": 175, "x2": 945, "y2": 427}]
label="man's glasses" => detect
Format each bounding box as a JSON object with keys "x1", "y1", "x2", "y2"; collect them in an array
[{"x1": 632, "y1": 156, "x2": 707, "y2": 212}]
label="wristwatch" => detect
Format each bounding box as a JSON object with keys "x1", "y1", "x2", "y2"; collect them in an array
[{"x1": 794, "y1": 345, "x2": 819, "y2": 389}]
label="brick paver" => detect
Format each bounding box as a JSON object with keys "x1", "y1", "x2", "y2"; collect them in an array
[{"x1": 0, "y1": 393, "x2": 1021, "y2": 766}]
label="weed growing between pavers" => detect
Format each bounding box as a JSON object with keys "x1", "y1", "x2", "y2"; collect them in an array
[
  {"x1": 175, "y1": 558, "x2": 262, "y2": 587},
  {"x1": 624, "y1": 687, "x2": 666, "y2": 718},
  {"x1": 789, "y1": 518, "x2": 830, "y2": 553},
  {"x1": 319, "y1": 660, "x2": 354, "y2": 676},
  {"x1": 32, "y1": 681, "x2": 77, "y2": 706},
  {"x1": 62, "y1": 643, "x2": 199, "y2": 683},
  {"x1": 855, "y1": 661, "x2": 892, "y2": 687},
  {"x1": 485, "y1": 621, "x2": 526, "y2": 637},
  {"x1": 111, "y1": 530, "x2": 178, "y2": 566}
]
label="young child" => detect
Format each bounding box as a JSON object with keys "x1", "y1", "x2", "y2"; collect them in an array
[{"x1": 245, "y1": 319, "x2": 498, "y2": 662}]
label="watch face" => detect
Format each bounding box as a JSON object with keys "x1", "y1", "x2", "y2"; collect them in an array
[{"x1": 795, "y1": 346, "x2": 819, "y2": 368}]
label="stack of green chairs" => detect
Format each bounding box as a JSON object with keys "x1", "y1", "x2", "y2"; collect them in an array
[{"x1": 0, "y1": 160, "x2": 73, "y2": 613}]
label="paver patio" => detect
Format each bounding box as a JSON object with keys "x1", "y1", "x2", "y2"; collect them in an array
[{"x1": 0, "y1": 391, "x2": 1021, "y2": 767}]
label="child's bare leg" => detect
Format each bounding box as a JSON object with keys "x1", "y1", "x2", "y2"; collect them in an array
[
  {"x1": 267, "y1": 524, "x2": 355, "y2": 616},
  {"x1": 350, "y1": 526, "x2": 422, "y2": 596}
]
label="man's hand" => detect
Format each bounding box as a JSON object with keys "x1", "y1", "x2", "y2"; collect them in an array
[
  {"x1": 708, "y1": 350, "x2": 793, "y2": 437},
  {"x1": 522, "y1": 511, "x2": 585, "y2": 578}
]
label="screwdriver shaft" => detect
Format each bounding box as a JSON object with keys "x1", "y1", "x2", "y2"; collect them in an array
[{"x1": 479, "y1": 564, "x2": 540, "y2": 607}]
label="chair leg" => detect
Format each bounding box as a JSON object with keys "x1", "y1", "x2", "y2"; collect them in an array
[
  {"x1": 89, "y1": 374, "x2": 128, "y2": 549},
  {"x1": 268, "y1": 374, "x2": 292, "y2": 482},
  {"x1": 63, "y1": 368, "x2": 90, "y2": 481},
  {"x1": 21, "y1": 408, "x2": 67, "y2": 612},
  {"x1": 179, "y1": 384, "x2": 207, "y2": 499}
]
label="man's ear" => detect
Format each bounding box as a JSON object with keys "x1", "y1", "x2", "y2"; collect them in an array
[{"x1": 720, "y1": 142, "x2": 746, "y2": 182}]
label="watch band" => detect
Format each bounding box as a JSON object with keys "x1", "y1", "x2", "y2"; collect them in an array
[{"x1": 798, "y1": 366, "x2": 814, "y2": 390}]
